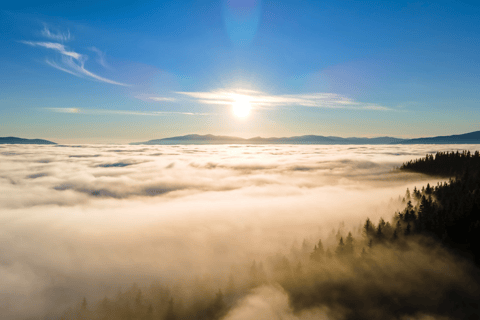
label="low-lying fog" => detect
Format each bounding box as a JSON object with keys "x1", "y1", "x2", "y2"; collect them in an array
[{"x1": 1, "y1": 144, "x2": 479, "y2": 319}]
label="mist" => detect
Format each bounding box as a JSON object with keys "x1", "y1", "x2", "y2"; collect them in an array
[{"x1": 1, "y1": 144, "x2": 479, "y2": 319}]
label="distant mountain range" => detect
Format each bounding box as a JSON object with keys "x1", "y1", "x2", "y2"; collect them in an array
[
  {"x1": 2, "y1": 131, "x2": 480, "y2": 145},
  {"x1": 0, "y1": 137, "x2": 56, "y2": 145},
  {"x1": 131, "y1": 131, "x2": 480, "y2": 145},
  {"x1": 396, "y1": 131, "x2": 480, "y2": 144},
  {"x1": 131, "y1": 134, "x2": 405, "y2": 145}
]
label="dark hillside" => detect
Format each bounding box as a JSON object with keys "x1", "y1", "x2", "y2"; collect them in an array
[{"x1": 363, "y1": 151, "x2": 480, "y2": 266}]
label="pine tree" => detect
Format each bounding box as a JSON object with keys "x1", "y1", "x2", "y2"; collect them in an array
[
  {"x1": 363, "y1": 218, "x2": 375, "y2": 238},
  {"x1": 208, "y1": 289, "x2": 226, "y2": 319},
  {"x1": 376, "y1": 218, "x2": 386, "y2": 242},
  {"x1": 144, "y1": 304, "x2": 153, "y2": 320},
  {"x1": 135, "y1": 289, "x2": 144, "y2": 316},
  {"x1": 310, "y1": 239, "x2": 325, "y2": 262},
  {"x1": 345, "y1": 232, "x2": 354, "y2": 255},
  {"x1": 404, "y1": 223, "x2": 411, "y2": 236},
  {"x1": 249, "y1": 260, "x2": 258, "y2": 286},
  {"x1": 335, "y1": 237, "x2": 345, "y2": 256},
  {"x1": 392, "y1": 229, "x2": 398, "y2": 241},
  {"x1": 165, "y1": 298, "x2": 176, "y2": 320}
]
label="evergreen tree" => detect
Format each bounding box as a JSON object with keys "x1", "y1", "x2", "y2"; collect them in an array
[
  {"x1": 144, "y1": 304, "x2": 153, "y2": 320},
  {"x1": 345, "y1": 232, "x2": 354, "y2": 255},
  {"x1": 310, "y1": 239, "x2": 325, "y2": 262},
  {"x1": 81, "y1": 297, "x2": 87, "y2": 310},
  {"x1": 376, "y1": 218, "x2": 386, "y2": 242},
  {"x1": 335, "y1": 237, "x2": 345, "y2": 256},
  {"x1": 165, "y1": 298, "x2": 176, "y2": 320},
  {"x1": 392, "y1": 229, "x2": 398, "y2": 241},
  {"x1": 363, "y1": 218, "x2": 375, "y2": 239},
  {"x1": 361, "y1": 247, "x2": 367, "y2": 258},
  {"x1": 404, "y1": 223, "x2": 411, "y2": 236},
  {"x1": 249, "y1": 260, "x2": 258, "y2": 286},
  {"x1": 207, "y1": 289, "x2": 226, "y2": 319}
]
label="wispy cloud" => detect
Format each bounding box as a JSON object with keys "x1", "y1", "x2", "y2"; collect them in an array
[
  {"x1": 44, "y1": 107, "x2": 80, "y2": 113},
  {"x1": 133, "y1": 94, "x2": 177, "y2": 103},
  {"x1": 177, "y1": 89, "x2": 390, "y2": 111},
  {"x1": 148, "y1": 97, "x2": 177, "y2": 102},
  {"x1": 41, "y1": 25, "x2": 71, "y2": 42},
  {"x1": 20, "y1": 41, "x2": 83, "y2": 60},
  {"x1": 88, "y1": 46, "x2": 110, "y2": 69},
  {"x1": 44, "y1": 108, "x2": 212, "y2": 116},
  {"x1": 20, "y1": 40, "x2": 129, "y2": 86}
]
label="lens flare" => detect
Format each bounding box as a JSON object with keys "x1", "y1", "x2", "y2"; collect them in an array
[{"x1": 223, "y1": 0, "x2": 261, "y2": 47}]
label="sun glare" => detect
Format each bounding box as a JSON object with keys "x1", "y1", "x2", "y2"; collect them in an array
[{"x1": 232, "y1": 97, "x2": 252, "y2": 118}]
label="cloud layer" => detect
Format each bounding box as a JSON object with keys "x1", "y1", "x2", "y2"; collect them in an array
[
  {"x1": 1, "y1": 144, "x2": 479, "y2": 319},
  {"x1": 177, "y1": 89, "x2": 390, "y2": 110}
]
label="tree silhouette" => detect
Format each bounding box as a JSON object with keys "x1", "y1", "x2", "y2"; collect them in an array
[
  {"x1": 310, "y1": 239, "x2": 325, "y2": 262},
  {"x1": 81, "y1": 297, "x2": 87, "y2": 310},
  {"x1": 363, "y1": 218, "x2": 375, "y2": 239},
  {"x1": 335, "y1": 237, "x2": 345, "y2": 256},
  {"x1": 376, "y1": 219, "x2": 385, "y2": 243},
  {"x1": 165, "y1": 298, "x2": 176, "y2": 320},
  {"x1": 345, "y1": 232, "x2": 354, "y2": 255}
]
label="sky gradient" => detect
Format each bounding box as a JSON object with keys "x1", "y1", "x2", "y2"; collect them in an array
[{"x1": 1, "y1": 0, "x2": 480, "y2": 143}]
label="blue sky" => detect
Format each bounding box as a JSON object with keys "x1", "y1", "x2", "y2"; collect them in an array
[{"x1": 1, "y1": 0, "x2": 479, "y2": 143}]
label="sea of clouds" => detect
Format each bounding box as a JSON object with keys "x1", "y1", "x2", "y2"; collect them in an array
[{"x1": 1, "y1": 144, "x2": 479, "y2": 319}]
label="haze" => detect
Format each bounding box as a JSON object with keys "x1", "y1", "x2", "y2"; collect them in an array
[{"x1": 1, "y1": 144, "x2": 479, "y2": 319}]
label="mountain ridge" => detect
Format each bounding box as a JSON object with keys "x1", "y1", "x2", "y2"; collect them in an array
[
  {"x1": 0, "y1": 137, "x2": 57, "y2": 145},
  {"x1": 131, "y1": 131, "x2": 480, "y2": 145}
]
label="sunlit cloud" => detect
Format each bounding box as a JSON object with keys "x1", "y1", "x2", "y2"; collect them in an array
[
  {"x1": 177, "y1": 89, "x2": 390, "y2": 110},
  {"x1": 148, "y1": 96, "x2": 177, "y2": 102},
  {"x1": 45, "y1": 107, "x2": 80, "y2": 113},
  {"x1": 40, "y1": 25, "x2": 71, "y2": 42},
  {"x1": 20, "y1": 40, "x2": 129, "y2": 86},
  {"x1": 44, "y1": 107, "x2": 211, "y2": 116}
]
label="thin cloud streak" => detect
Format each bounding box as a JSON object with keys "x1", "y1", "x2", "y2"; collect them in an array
[
  {"x1": 88, "y1": 46, "x2": 110, "y2": 69},
  {"x1": 20, "y1": 41, "x2": 83, "y2": 60},
  {"x1": 148, "y1": 97, "x2": 177, "y2": 102},
  {"x1": 177, "y1": 90, "x2": 390, "y2": 110},
  {"x1": 44, "y1": 108, "x2": 212, "y2": 116},
  {"x1": 40, "y1": 25, "x2": 71, "y2": 42},
  {"x1": 20, "y1": 40, "x2": 129, "y2": 86}
]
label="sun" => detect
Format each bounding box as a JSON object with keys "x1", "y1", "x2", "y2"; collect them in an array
[{"x1": 232, "y1": 97, "x2": 252, "y2": 118}]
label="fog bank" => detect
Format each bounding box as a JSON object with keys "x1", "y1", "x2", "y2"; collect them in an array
[{"x1": 1, "y1": 144, "x2": 479, "y2": 319}]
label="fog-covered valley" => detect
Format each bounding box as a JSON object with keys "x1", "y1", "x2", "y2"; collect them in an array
[{"x1": 1, "y1": 144, "x2": 479, "y2": 320}]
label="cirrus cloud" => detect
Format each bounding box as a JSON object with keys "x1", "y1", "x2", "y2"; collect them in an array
[
  {"x1": 20, "y1": 39, "x2": 129, "y2": 86},
  {"x1": 40, "y1": 25, "x2": 71, "y2": 42}
]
